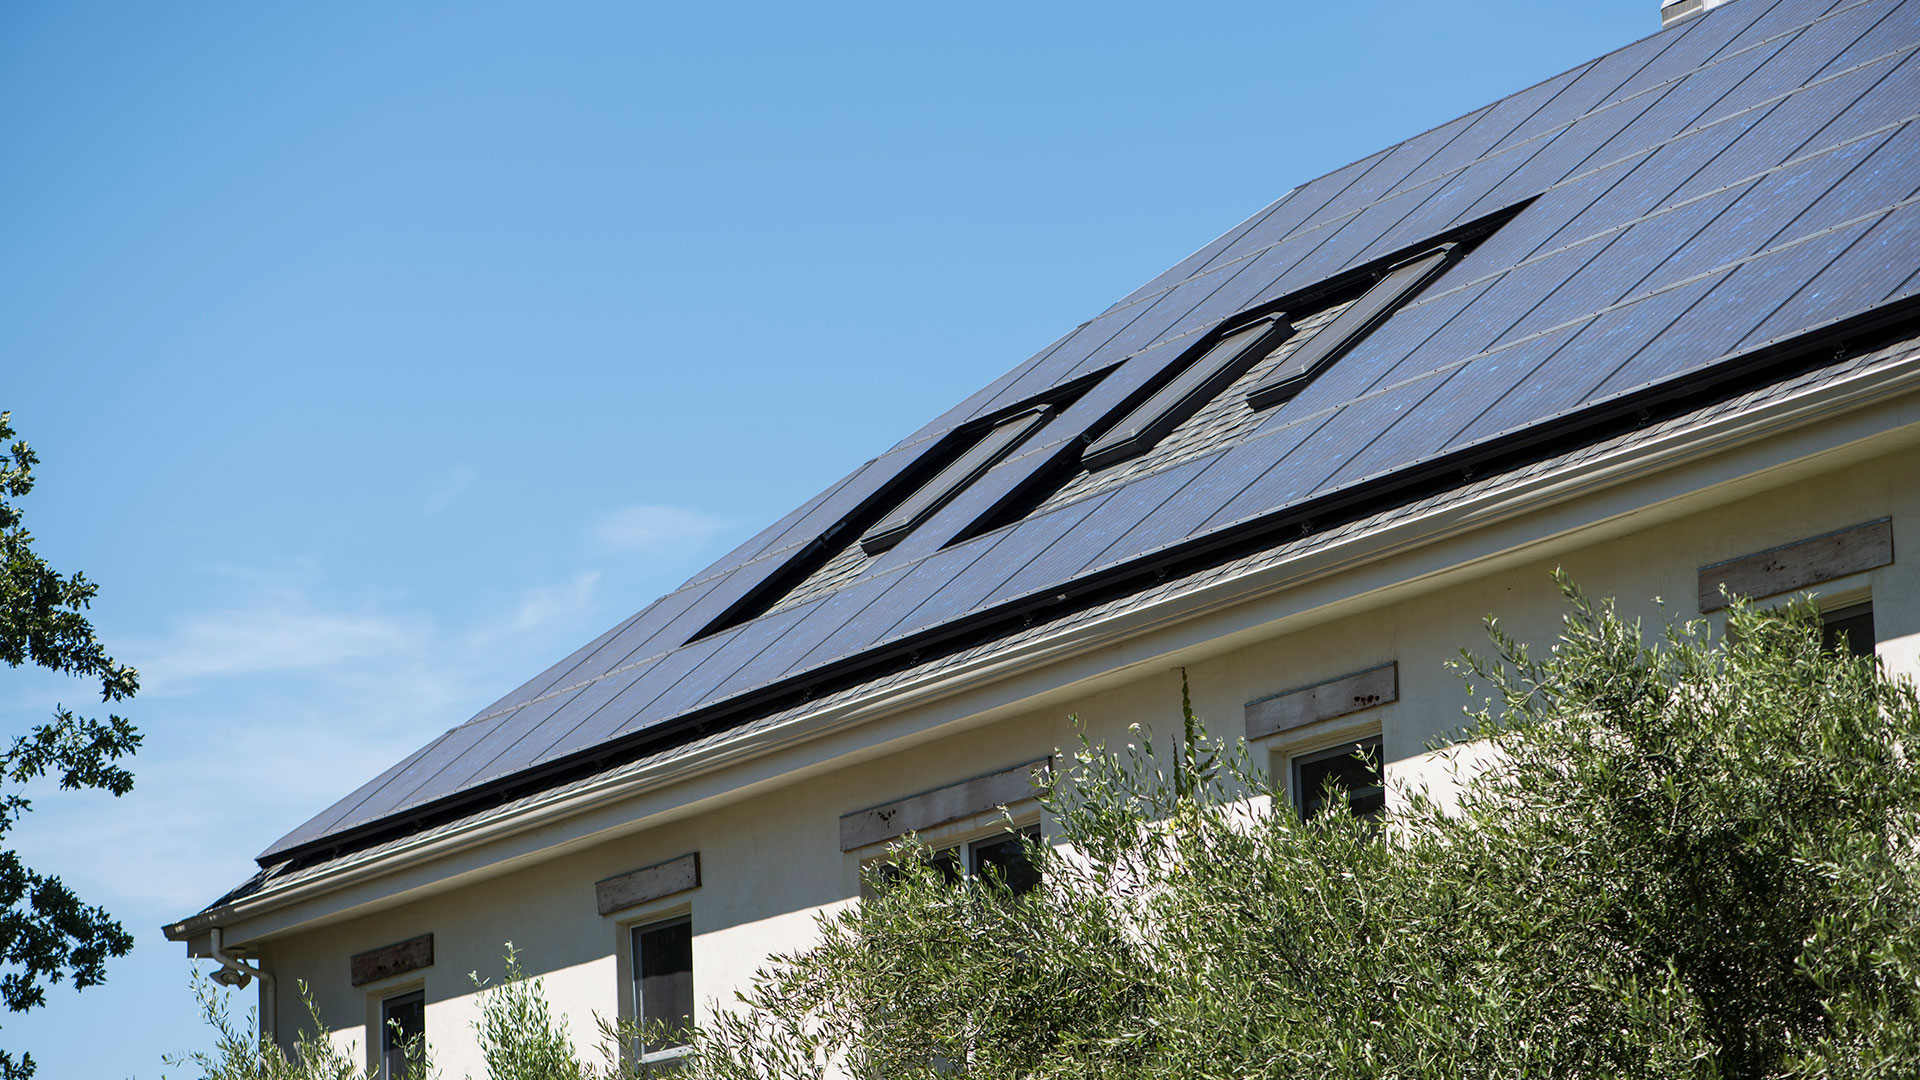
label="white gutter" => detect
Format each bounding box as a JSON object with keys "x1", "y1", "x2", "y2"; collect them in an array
[
  {"x1": 209, "y1": 926, "x2": 276, "y2": 1043},
  {"x1": 168, "y1": 347, "x2": 1920, "y2": 943}
]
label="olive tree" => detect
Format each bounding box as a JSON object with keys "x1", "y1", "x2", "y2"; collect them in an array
[{"x1": 682, "y1": 576, "x2": 1920, "y2": 1080}]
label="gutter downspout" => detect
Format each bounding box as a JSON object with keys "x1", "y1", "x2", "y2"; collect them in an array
[{"x1": 209, "y1": 926, "x2": 276, "y2": 1045}]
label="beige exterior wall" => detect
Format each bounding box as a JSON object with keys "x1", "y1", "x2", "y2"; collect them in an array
[{"x1": 238, "y1": 416, "x2": 1920, "y2": 1078}]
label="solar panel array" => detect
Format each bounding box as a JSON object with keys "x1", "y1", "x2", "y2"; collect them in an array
[{"x1": 264, "y1": 0, "x2": 1920, "y2": 863}]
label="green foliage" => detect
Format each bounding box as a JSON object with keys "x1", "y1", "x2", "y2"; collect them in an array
[
  {"x1": 464, "y1": 942, "x2": 659, "y2": 1079},
  {"x1": 677, "y1": 575, "x2": 1920, "y2": 1079},
  {"x1": 0, "y1": 411, "x2": 141, "y2": 1078},
  {"x1": 161, "y1": 970, "x2": 423, "y2": 1080},
  {"x1": 469, "y1": 944, "x2": 588, "y2": 1080}
]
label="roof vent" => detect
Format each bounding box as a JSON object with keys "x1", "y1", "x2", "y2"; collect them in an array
[{"x1": 1660, "y1": 0, "x2": 1734, "y2": 27}]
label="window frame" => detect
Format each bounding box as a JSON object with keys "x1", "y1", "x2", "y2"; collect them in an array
[
  {"x1": 861, "y1": 816, "x2": 1045, "y2": 899},
  {"x1": 377, "y1": 987, "x2": 426, "y2": 1080},
  {"x1": 1289, "y1": 736, "x2": 1386, "y2": 822},
  {"x1": 1820, "y1": 599, "x2": 1876, "y2": 658},
  {"x1": 1080, "y1": 313, "x2": 1294, "y2": 472},
  {"x1": 1245, "y1": 243, "x2": 1458, "y2": 411},
  {"x1": 859, "y1": 404, "x2": 1056, "y2": 556},
  {"x1": 628, "y1": 912, "x2": 696, "y2": 1070},
  {"x1": 1274, "y1": 722, "x2": 1382, "y2": 822}
]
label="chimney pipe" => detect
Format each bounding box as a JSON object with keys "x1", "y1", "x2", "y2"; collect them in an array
[{"x1": 1661, "y1": 0, "x2": 1736, "y2": 27}]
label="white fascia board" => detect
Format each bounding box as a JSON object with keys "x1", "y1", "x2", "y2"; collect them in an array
[{"x1": 173, "y1": 351, "x2": 1920, "y2": 945}]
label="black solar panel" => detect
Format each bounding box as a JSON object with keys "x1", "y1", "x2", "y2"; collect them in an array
[{"x1": 257, "y1": 0, "x2": 1920, "y2": 866}]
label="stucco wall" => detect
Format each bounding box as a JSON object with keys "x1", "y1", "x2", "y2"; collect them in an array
[{"x1": 254, "y1": 434, "x2": 1920, "y2": 1078}]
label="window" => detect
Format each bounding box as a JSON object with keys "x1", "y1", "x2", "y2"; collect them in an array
[
  {"x1": 631, "y1": 916, "x2": 694, "y2": 1068},
  {"x1": 1081, "y1": 313, "x2": 1294, "y2": 471},
  {"x1": 1247, "y1": 244, "x2": 1459, "y2": 410},
  {"x1": 860, "y1": 405, "x2": 1055, "y2": 556},
  {"x1": 379, "y1": 989, "x2": 425, "y2": 1080},
  {"x1": 1291, "y1": 737, "x2": 1385, "y2": 821},
  {"x1": 879, "y1": 823, "x2": 1043, "y2": 897},
  {"x1": 1822, "y1": 601, "x2": 1875, "y2": 658},
  {"x1": 963, "y1": 824, "x2": 1043, "y2": 895}
]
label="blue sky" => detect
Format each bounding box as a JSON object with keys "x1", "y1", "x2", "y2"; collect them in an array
[{"x1": 2, "y1": 1, "x2": 1651, "y2": 1074}]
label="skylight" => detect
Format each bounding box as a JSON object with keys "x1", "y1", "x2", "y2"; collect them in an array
[
  {"x1": 1081, "y1": 313, "x2": 1294, "y2": 472},
  {"x1": 1245, "y1": 243, "x2": 1458, "y2": 410},
  {"x1": 859, "y1": 404, "x2": 1055, "y2": 556}
]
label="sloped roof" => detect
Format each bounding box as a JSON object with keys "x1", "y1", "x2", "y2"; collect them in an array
[
  {"x1": 185, "y1": 327, "x2": 1920, "y2": 927},
  {"x1": 261, "y1": 0, "x2": 1920, "y2": 866}
]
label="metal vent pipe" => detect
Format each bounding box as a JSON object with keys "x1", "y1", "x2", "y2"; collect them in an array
[{"x1": 1661, "y1": 0, "x2": 1736, "y2": 27}]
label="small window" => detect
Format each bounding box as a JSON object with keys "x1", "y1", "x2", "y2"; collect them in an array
[
  {"x1": 1822, "y1": 601, "x2": 1875, "y2": 658},
  {"x1": 379, "y1": 989, "x2": 425, "y2": 1080},
  {"x1": 966, "y1": 826, "x2": 1044, "y2": 896},
  {"x1": 860, "y1": 406, "x2": 1055, "y2": 556},
  {"x1": 632, "y1": 916, "x2": 695, "y2": 1067},
  {"x1": 1247, "y1": 245, "x2": 1458, "y2": 410},
  {"x1": 1081, "y1": 314, "x2": 1294, "y2": 472},
  {"x1": 877, "y1": 823, "x2": 1043, "y2": 897},
  {"x1": 1291, "y1": 738, "x2": 1385, "y2": 822}
]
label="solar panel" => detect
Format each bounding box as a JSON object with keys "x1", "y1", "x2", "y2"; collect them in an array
[
  {"x1": 525, "y1": 632, "x2": 737, "y2": 765},
  {"x1": 1335, "y1": 275, "x2": 1499, "y2": 394},
  {"x1": 1359, "y1": 133, "x2": 1563, "y2": 264},
  {"x1": 1453, "y1": 275, "x2": 1722, "y2": 446},
  {"x1": 1777, "y1": 122, "x2": 1920, "y2": 234},
  {"x1": 1395, "y1": 65, "x2": 1592, "y2": 198},
  {"x1": 990, "y1": 460, "x2": 1211, "y2": 597},
  {"x1": 1082, "y1": 315, "x2": 1294, "y2": 472},
  {"x1": 257, "y1": 0, "x2": 1920, "y2": 869},
  {"x1": 1487, "y1": 30, "x2": 1678, "y2": 157},
  {"x1": 1744, "y1": 199, "x2": 1920, "y2": 347},
  {"x1": 885, "y1": 494, "x2": 1114, "y2": 634},
  {"x1": 1327, "y1": 326, "x2": 1587, "y2": 486},
  {"x1": 859, "y1": 405, "x2": 1055, "y2": 555},
  {"x1": 1246, "y1": 245, "x2": 1458, "y2": 409},
  {"x1": 1613, "y1": 0, "x2": 1783, "y2": 102},
  {"x1": 1814, "y1": 1, "x2": 1920, "y2": 79},
  {"x1": 1599, "y1": 215, "x2": 1885, "y2": 394},
  {"x1": 1715, "y1": 0, "x2": 1836, "y2": 59},
  {"x1": 1193, "y1": 153, "x2": 1393, "y2": 278}
]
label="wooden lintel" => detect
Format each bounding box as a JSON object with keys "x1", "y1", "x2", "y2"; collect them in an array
[
  {"x1": 350, "y1": 933, "x2": 433, "y2": 987},
  {"x1": 1699, "y1": 519, "x2": 1893, "y2": 612},
  {"x1": 840, "y1": 759, "x2": 1051, "y2": 852},
  {"x1": 1245, "y1": 662, "x2": 1398, "y2": 740},
  {"x1": 595, "y1": 852, "x2": 701, "y2": 917}
]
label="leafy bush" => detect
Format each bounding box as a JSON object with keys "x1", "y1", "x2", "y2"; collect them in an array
[
  {"x1": 682, "y1": 577, "x2": 1920, "y2": 1079},
  {"x1": 469, "y1": 945, "x2": 585, "y2": 1080},
  {"x1": 171, "y1": 578, "x2": 1920, "y2": 1078},
  {"x1": 167, "y1": 945, "x2": 641, "y2": 1080},
  {"x1": 162, "y1": 968, "x2": 419, "y2": 1080}
]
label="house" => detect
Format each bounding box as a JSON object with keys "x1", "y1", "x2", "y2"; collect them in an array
[{"x1": 167, "y1": 0, "x2": 1920, "y2": 1073}]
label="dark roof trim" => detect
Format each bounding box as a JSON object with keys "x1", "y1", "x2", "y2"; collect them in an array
[{"x1": 260, "y1": 294, "x2": 1920, "y2": 873}]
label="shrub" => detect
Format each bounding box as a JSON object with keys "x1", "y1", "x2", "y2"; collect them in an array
[{"x1": 683, "y1": 577, "x2": 1920, "y2": 1079}]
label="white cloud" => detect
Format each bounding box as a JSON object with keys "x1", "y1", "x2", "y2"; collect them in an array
[
  {"x1": 124, "y1": 596, "x2": 428, "y2": 694},
  {"x1": 512, "y1": 570, "x2": 602, "y2": 631},
  {"x1": 422, "y1": 464, "x2": 478, "y2": 516},
  {"x1": 593, "y1": 504, "x2": 728, "y2": 554},
  {"x1": 11, "y1": 575, "x2": 479, "y2": 914},
  {"x1": 8, "y1": 556, "x2": 634, "y2": 924}
]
